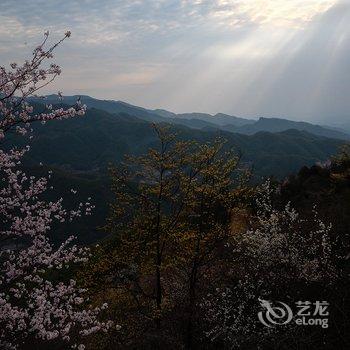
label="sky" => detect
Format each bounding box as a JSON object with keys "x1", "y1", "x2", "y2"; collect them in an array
[{"x1": 0, "y1": 0, "x2": 349, "y2": 124}]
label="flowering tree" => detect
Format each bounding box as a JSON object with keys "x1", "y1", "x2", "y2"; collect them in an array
[
  {"x1": 0, "y1": 32, "x2": 112, "y2": 349},
  {"x1": 0, "y1": 30, "x2": 86, "y2": 140},
  {"x1": 202, "y1": 181, "x2": 337, "y2": 348}
]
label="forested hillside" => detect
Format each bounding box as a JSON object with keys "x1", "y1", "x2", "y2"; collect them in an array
[
  {"x1": 76, "y1": 128, "x2": 350, "y2": 349},
  {"x1": 4, "y1": 104, "x2": 343, "y2": 246},
  {"x1": 9, "y1": 106, "x2": 344, "y2": 180}
]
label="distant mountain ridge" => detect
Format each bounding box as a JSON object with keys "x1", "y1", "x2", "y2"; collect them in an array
[
  {"x1": 29, "y1": 95, "x2": 350, "y2": 140},
  {"x1": 15, "y1": 100, "x2": 344, "y2": 180},
  {"x1": 219, "y1": 117, "x2": 350, "y2": 140},
  {"x1": 153, "y1": 110, "x2": 256, "y2": 127}
]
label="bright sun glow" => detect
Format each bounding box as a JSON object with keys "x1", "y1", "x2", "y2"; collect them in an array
[{"x1": 211, "y1": 0, "x2": 337, "y2": 28}]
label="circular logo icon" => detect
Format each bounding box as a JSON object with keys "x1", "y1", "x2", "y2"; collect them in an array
[{"x1": 258, "y1": 298, "x2": 293, "y2": 327}]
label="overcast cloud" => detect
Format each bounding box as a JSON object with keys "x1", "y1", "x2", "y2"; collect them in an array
[{"x1": 0, "y1": 0, "x2": 349, "y2": 124}]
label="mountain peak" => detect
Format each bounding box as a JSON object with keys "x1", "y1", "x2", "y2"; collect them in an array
[{"x1": 28, "y1": 94, "x2": 350, "y2": 141}]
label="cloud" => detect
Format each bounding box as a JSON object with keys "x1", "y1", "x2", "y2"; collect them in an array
[
  {"x1": 0, "y1": 0, "x2": 348, "y2": 123},
  {"x1": 214, "y1": 0, "x2": 337, "y2": 28},
  {"x1": 0, "y1": 0, "x2": 336, "y2": 44}
]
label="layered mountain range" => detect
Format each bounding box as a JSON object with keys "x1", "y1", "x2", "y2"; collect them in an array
[
  {"x1": 33, "y1": 94, "x2": 350, "y2": 140},
  {"x1": 12, "y1": 94, "x2": 347, "y2": 243},
  {"x1": 18, "y1": 94, "x2": 346, "y2": 181}
]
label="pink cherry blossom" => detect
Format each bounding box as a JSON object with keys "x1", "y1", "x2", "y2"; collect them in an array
[
  {"x1": 0, "y1": 31, "x2": 86, "y2": 139},
  {"x1": 0, "y1": 32, "x2": 113, "y2": 349}
]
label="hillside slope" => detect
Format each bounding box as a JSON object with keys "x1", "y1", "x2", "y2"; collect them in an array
[
  {"x1": 31, "y1": 95, "x2": 349, "y2": 140},
  {"x1": 9, "y1": 107, "x2": 344, "y2": 180}
]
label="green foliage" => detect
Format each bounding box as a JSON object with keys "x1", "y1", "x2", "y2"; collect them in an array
[
  {"x1": 78, "y1": 135, "x2": 350, "y2": 349},
  {"x1": 81, "y1": 125, "x2": 251, "y2": 348}
]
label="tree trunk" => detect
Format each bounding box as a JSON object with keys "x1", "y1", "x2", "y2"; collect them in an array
[
  {"x1": 186, "y1": 236, "x2": 201, "y2": 349},
  {"x1": 155, "y1": 167, "x2": 164, "y2": 329}
]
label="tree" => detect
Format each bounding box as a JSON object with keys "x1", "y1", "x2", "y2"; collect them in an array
[
  {"x1": 202, "y1": 181, "x2": 337, "y2": 348},
  {"x1": 92, "y1": 125, "x2": 246, "y2": 348},
  {"x1": 0, "y1": 32, "x2": 112, "y2": 349},
  {"x1": 106, "y1": 126, "x2": 197, "y2": 330},
  {"x1": 178, "y1": 138, "x2": 247, "y2": 349}
]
